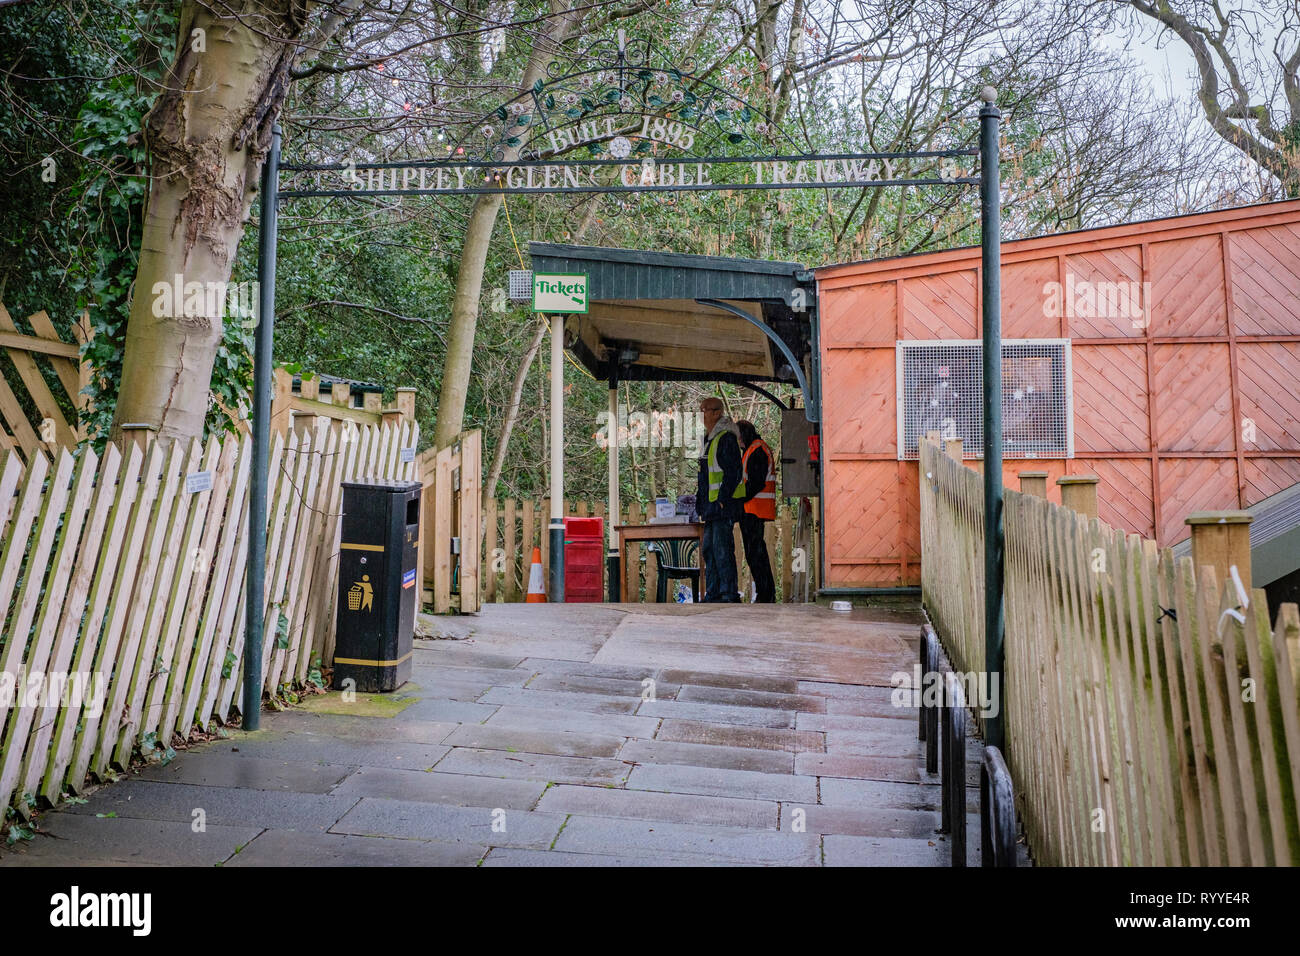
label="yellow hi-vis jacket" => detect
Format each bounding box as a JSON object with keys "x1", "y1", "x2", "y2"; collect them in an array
[
  {"x1": 707, "y1": 431, "x2": 747, "y2": 502},
  {"x1": 742, "y1": 438, "x2": 776, "y2": 520}
]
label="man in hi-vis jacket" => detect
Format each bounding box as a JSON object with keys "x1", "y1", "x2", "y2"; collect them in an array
[{"x1": 695, "y1": 397, "x2": 744, "y2": 602}]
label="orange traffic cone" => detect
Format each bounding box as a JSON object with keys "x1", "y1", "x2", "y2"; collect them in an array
[{"x1": 526, "y1": 546, "x2": 546, "y2": 602}]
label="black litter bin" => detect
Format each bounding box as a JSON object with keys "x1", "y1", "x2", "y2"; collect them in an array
[{"x1": 333, "y1": 478, "x2": 422, "y2": 692}]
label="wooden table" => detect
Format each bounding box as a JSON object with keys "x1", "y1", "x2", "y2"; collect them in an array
[{"x1": 615, "y1": 522, "x2": 704, "y2": 602}]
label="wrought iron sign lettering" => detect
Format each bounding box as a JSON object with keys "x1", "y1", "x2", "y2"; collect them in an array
[{"x1": 277, "y1": 35, "x2": 980, "y2": 198}]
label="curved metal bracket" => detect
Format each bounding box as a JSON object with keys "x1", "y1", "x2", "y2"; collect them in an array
[
  {"x1": 695, "y1": 298, "x2": 817, "y2": 422},
  {"x1": 738, "y1": 382, "x2": 789, "y2": 411},
  {"x1": 980, "y1": 745, "x2": 1018, "y2": 867}
]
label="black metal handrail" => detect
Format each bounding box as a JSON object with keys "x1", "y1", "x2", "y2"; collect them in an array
[
  {"x1": 942, "y1": 671, "x2": 968, "y2": 868},
  {"x1": 919, "y1": 625, "x2": 940, "y2": 774},
  {"x1": 980, "y1": 745, "x2": 1017, "y2": 867},
  {"x1": 921, "y1": 621, "x2": 1019, "y2": 866}
]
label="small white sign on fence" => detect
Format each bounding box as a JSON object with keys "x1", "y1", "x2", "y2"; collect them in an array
[
  {"x1": 185, "y1": 470, "x2": 213, "y2": 494},
  {"x1": 400, "y1": 447, "x2": 415, "y2": 463}
]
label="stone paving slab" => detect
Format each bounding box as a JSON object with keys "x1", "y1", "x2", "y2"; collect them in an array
[
  {"x1": 60, "y1": 779, "x2": 354, "y2": 831},
  {"x1": 225, "y1": 828, "x2": 485, "y2": 867},
  {"x1": 526, "y1": 672, "x2": 678, "y2": 699},
  {"x1": 330, "y1": 796, "x2": 567, "y2": 849},
  {"x1": 778, "y1": 804, "x2": 941, "y2": 839},
  {"x1": 657, "y1": 669, "x2": 800, "y2": 694},
  {"x1": 443, "y1": 724, "x2": 625, "y2": 758},
  {"x1": 627, "y1": 763, "x2": 817, "y2": 803},
  {"x1": 824, "y1": 729, "x2": 924, "y2": 757},
  {"x1": 0, "y1": 854, "x2": 167, "y2": 867},
  {"x1": 429, "y1": 605, "x2": 629, "y2": 651},
  {"x1": 518, "y1": 658, "x2": 658, "y2": 681},
  {"x1": 220, "y1": 734, "x2": 451, "y2": 772},
  {"x1": 420, "y1": 629, "x2": 603, "y2": 661},
  {"x1": 795, "y1": 753, "x2": 924, "y2": 783},
  {"x1": 796, "y1": 680, "x2": 896, "y2": 698},
  {"x1": 0, "y1": 814, "x2": 261, "y2": 867},
  {"x1": 635, "y1": 699, "x2": 795, "y2": 729},
  {"x1": 535, "y1": 784, "x2": 777, "y2": 829},
  {"x1": 656, "y1": 719, "x2": 824, "y2": 753},
  {"x1": 817, "y1": 777, "x2": 942, "y2": 811},
  {"x1": 413, "y1": 663, "x2": 535, "y2": 686},
  {"x1": 328, "y1": 767, "x2": 547, "y2": 809},
  {"x1": 619, "y1": 738, "x2": 793, "y2": 774},
  {"x1": 135, "y1": 750, "x2": 355, "y2": 793},
  {"x1": 823, "y1": 834, "x2": 948, "y2": 866},
  {"x1": 433, "y1": 748, "x2": 632, "y2": 786},
  {"x1": 676, "y1": 684, "x2": 828, "y2": 713},
  {"x1": 412, "y1": 645, "x2": 527, "y2": 669},
  {"x1": 554, "y1": 815, "x2": 820, "y2": 865},
  {"x1": 401, "y1": 674, "x2": 497, "y2": 700},
  {"x1": 826, "y1": 696, "x2": 916, "y2": 720},
  {"x1": 481, "y1": 847, "x2": 726, "y2": 867},
  {"x1": 797, "y1": 712, "x2": 916, "y2": 733},
  {"x1": 595, "y1": 606, "x2": 918, "y2": 684},
  {"x1": 260, "y1": 711, "x2": 459, "y2": 744},
  {"x1": 400, "y1": 698, "x2": 500, "y2": 724},
  {"x1": 479, "y1": 685, "x2": 641, "y2": 714},
  {"x1": 484, "y1": 704, "x2": 659, "y2": 738}
]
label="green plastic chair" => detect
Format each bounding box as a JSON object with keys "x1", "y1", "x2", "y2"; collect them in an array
[{"x1": 648, "y1": 539, "x2": 701, "y2": 603}]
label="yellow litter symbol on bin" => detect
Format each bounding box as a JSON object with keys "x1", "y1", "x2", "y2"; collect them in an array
[{"x1": 348, "y1": 574, "x2": 374, "y2": 612}]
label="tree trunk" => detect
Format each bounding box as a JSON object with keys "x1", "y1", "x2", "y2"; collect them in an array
[
  {"x1": 481, "y1": 314, "x2": 548, "y2": 513},
  {"x1": 433, "y1": 191, "x2": 504, "y2": 449},
  {"x1": 112, "y1": 1, "x2": 305, "y2": 442}
]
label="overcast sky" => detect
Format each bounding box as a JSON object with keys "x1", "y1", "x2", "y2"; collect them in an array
[{"x1": 1102, "y1": 13, "x2": 1201, "y2": 100}]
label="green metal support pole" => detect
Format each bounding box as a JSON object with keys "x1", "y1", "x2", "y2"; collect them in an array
[
  {"x1": 606, "y1": 366, "x2": 620, "y2": 602},
  {"x1": 244, "y1": 124, "x2": 280, "y2": 730},
  {"x1": 979, "y1": 89, "x2": 1004, "y2": 751},
  {"x1": 549, "y1": 313, "x2": 565, "y2": 602}
]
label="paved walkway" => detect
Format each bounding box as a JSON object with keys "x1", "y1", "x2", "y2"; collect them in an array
[{"x1": 1, "y1": 602, "x2": 995, "y2": 867}]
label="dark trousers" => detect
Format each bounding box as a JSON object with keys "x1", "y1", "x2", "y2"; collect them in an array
[
  {"x1": 701, "y1": 515, "x2": 739, "y2": 602},
  {"x1": 739, "y1": 513, "x2": 776, "y2": 603}
]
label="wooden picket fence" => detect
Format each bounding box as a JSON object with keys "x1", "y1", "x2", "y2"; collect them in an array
[
  {"x1": 270, "y1": 367, "x2": 416, "y2": 438},
  {"x1": 0, "y1": 303, "x2": 94, "y2": 457},
  {"x1": 0, "y1": 419, "x2": 418, "y2": 816},
  {"x1": 0, "y1": 303, "x2": 417, "y2": 456},
  {"x1": 919, "y1": 438, "x2": 1300, "y2": 866},
  {"x1": 480, "y1": 498, "x2": 817, "y2": 603},
  {"x1": 415, "y1": 431, "x2": 482, "y2": 614}
]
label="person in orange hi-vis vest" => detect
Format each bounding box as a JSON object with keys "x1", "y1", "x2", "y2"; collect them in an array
[{"x1": 736, "y1": 420, "x2": 777, "y2": 603}]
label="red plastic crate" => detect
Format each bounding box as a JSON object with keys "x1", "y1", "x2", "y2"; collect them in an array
[
  {"x1": 563, "y1": 517, "x2": 605, "y2": 602},
  {"x1": 564, "y1": 516, "x2": 604, "y2": 540}
]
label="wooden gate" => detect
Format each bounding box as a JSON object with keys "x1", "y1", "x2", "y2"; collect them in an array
[
  {"x1": 0, "y1": 304, "x2": 93, "y2": 456},
  {"x1": 416, "y1": 430, "x2": 482, "y2": 614}
]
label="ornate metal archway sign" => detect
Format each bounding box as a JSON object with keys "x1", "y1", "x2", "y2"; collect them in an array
[{"x1": 277, "y1": 34, "x2": 978, "y2": 198}]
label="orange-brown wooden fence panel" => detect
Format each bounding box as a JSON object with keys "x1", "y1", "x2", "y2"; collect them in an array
[{"x1": 817, "y1": 199, "x2": 1300, "y2": 588}]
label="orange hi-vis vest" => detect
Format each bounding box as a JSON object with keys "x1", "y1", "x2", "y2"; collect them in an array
[{"x1": 742, "y1": 438, "x2": 777, "y2": 520}]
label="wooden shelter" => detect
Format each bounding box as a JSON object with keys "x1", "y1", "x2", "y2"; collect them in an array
[
  {"x1": 529, "y1": 242, "x2": 819, "y2": 599},
  {"x1": 815, "y1": 198, "x2": 1300, "y2": 589}
]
